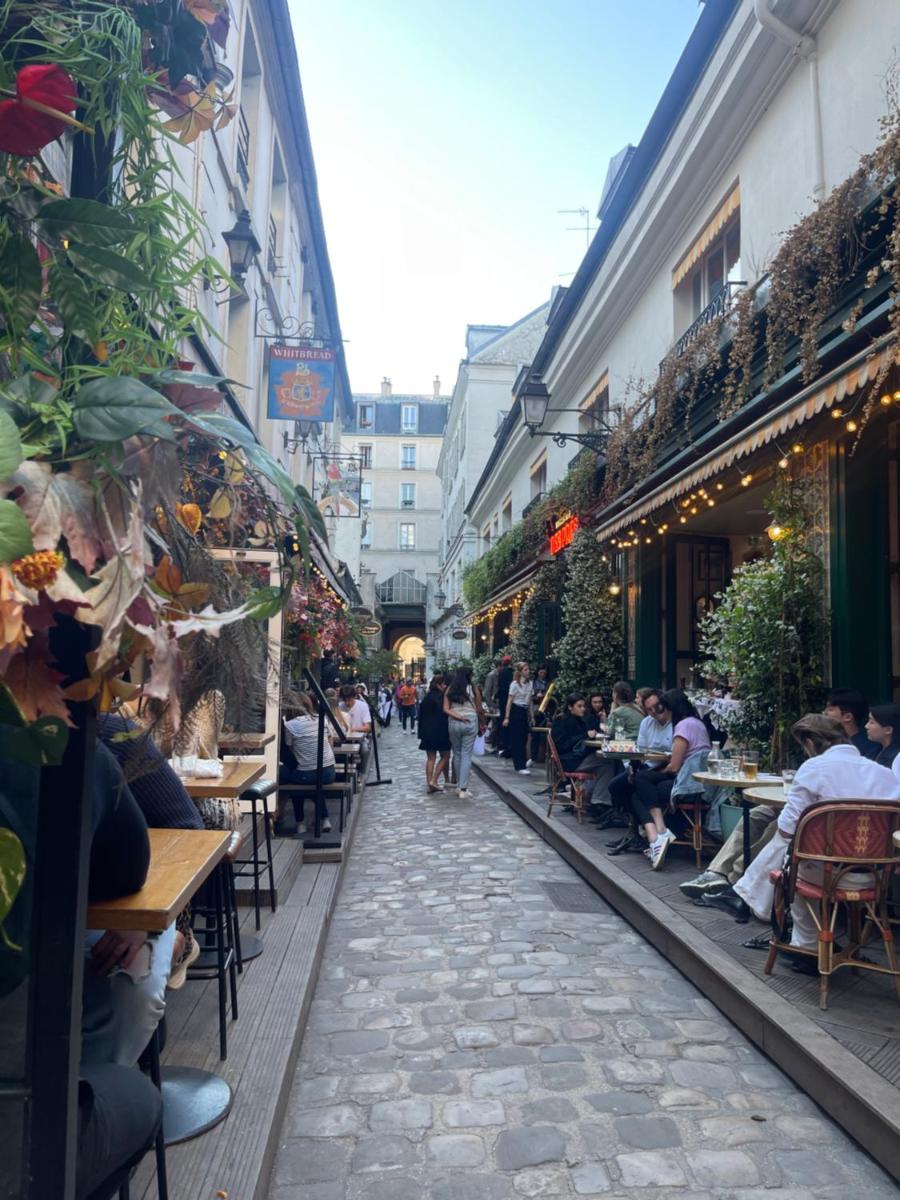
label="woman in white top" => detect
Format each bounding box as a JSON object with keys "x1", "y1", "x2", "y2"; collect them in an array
[{"x1": 503, "y1": 662, "x2": 534, "y2": 775}]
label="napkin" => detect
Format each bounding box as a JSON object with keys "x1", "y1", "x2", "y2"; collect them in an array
[{"x1": 191, "y1": 759, "x2": 224, "y2": 779}]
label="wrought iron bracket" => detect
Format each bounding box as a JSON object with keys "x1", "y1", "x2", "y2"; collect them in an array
[{"x1": 255, "y1": 307, "x2": 338, "y2": 346}]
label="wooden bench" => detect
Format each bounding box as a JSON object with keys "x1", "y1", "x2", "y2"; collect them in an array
[{"x1": 278, "y1": 780, "x2": 353, "y2": 832}]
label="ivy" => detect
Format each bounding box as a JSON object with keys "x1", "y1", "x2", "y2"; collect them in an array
[{"x1": 553, "y1": 529, "x2": 624, "y2": 699}]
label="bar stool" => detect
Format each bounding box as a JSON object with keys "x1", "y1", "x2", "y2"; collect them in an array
[
  {"x1": 187, "y1": 833, "x2": 241, "y2": 1060},
  {"x1": 233, "y1": 778, "x2": 278, "y2": 946}
]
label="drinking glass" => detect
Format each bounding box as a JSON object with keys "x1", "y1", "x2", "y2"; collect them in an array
[
  {"x1": 707, "y1": 746, "x2": 721, "y2": 775},
  {"x1": 740, "y1": 750, "x2": 759, "y2": 780},
  {"x1": 781, "y1": 768, "x2": 796, "y2": 787}
]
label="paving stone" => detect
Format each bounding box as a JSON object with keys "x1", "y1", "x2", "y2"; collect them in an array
[
  {"x1": 512, "y1": 1023, "x2": 555, "y2": 1045},
  {"x1": 409, "y1": 1071, "x2": 460, "y2": 1095},
  {"x1": 351, "y1": 1135, "x2": 419, "y2": 1173},
  {"x1": 616, "y1": 1150, "x2": 688, "y2": 1188},
  {"x1": 368, "y1": 1098, "x2": 434, "y2": 1131},
  {"x1": 443, "y1": 1099, "x2": 507, "y2": 1127},
  {"x1": 288, "y1": 1103, "x2": 362, "y2": 1138},
  {"x1": 686, "y1": 1149, "x2": 759, "y2": 1187},
  {"x1": 273, "y1": 1139, "x2": 349, "y2": 1186},
  {"x1": 484, "y1": 1046, "x2": 537, "y2": 1067},
  {"x1": 615, "y1": 1114, "x2": 681, "y2": 1149},
  {"x1": 425, "y1": 1133, "x2": 486, "y2": 1167},
  {"x1": 585, "y1": 1090, "x2": 653, "y2": 1115},
  {"x1": 355, "y1": 1178, "x2": 422, "y2": 1200},
  {"x1": 603, "y1": 1058, "x2": 665, "y2": 1085},
  {"x1": 472, "y1": 1066, "x2": 529, "y2": 1097},
  {"x1": 582, "y1": 995, "x2": 634, "y2": 1014},
  {"x1": 331, "y1": 1030, "x2": 390, "y2": 1056},
  {"x1": 540, "y1": 1063, "x2": 588, "y2": 1090},
  {"x1": 570, "y1": 1161, "x2": 612, "y2": 1194},
  {"x1": 512, "y1": 1164, "x2": 571, "y2": 1195},
  {"x1": 670, "y1": 1061, "x2": 736, "y2": 1091},
  {"x1": 495, "y1": 1125, "x2": 566, "y2": 1170},
  {"x1": 465, "y1": 998, "x2": 518, "y2": 1021},
  {"x1": 454, "y1": 1025, "x2": 500, "y2": 1049},
  {"x1": 559, "y1": 1019, "x2": 603, "y2": 1041},
  {"x1": 519, "y1": 1097, "x2": 578, "y2": 1124},
  {"x1": 540, "y1": 1045, "x2": 584, "y2": 1063},
  {"x1": 431, "y1": 1174, "x2": 513, "y2": 1200}
]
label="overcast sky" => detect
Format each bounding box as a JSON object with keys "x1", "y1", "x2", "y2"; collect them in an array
[{"x1": 288, "y1": 1, "x2": 702, "y2": 396}]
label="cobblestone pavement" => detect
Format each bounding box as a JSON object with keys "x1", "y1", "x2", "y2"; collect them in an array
[{"x1": 270, "y1": 727, "x2": 897, "y2": 1198}]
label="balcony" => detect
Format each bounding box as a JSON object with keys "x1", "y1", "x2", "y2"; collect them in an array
[
  {"x1": 521, "y1": 491, "x2": 549, "y2": 519},
  {"x1": 236, "y1": 106, "x2": 251, "y2": 189},
  {"x1": 660, "y1": 280, "x2": 745, "y2": 372}
]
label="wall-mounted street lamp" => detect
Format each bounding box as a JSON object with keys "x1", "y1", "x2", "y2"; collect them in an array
[
  {"x1": 520, "y1": 375, "x2": 614, "y2": 452},
  {"x1": 433, "y1": 587, "x2": 447, "y2": 610},
  {"x1": 222, "y1": 208, "x2": 260, "y2": 283},
  {"x1": 283, "y1": 420, "x2": 320, "y2": 455}
]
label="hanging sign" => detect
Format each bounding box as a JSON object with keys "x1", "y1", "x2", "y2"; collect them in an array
[
  {"x1": 361, "y1": 620, "x2": 382, "y2": 636},
  {"x1": 549, "y1": 514, "x2": 579, "y2": 555},
  {"x1": 313, "y1": 454, "x2": 362, "y2": 518},
  {"x1": 451, "y1": 628, "x2": 468, "y2": 640},
  {"x1": 267, "y1": 344, "x2": 335, "y2": 422}
]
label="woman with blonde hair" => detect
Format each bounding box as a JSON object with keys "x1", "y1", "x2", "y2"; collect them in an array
[{"x1": 503, "y1": 661, "x2": 534, "y2": 775}]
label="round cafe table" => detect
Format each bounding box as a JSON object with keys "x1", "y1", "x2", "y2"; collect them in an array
[{"x1": 692, "y1": 770, "x2": 782, "y2": 866}]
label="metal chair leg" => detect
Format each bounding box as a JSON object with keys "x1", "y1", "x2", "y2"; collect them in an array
[
  {"x1": 249, "y1": 795, "x2": 262, "y2": 930},
  {"x1": 214, "y1": 869, "x2": 228, "y2": 1061},
  {"x1": 147, "y1": 1027, "x2": 169, "y2": 1200},
  {"x1": 261, "y1": 790, "x2": 276, "y2": 913}
]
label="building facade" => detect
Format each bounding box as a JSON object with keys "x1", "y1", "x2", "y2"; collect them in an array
[
  {"x1": 432, "y1": 306, "x2": 551, "y2": 658},
  {"x1": 463, "y1": 0, "x2": 900, "y2": 700},
  {"x1": 343, "y1": 381, "x2": 449, "y2": 672}
]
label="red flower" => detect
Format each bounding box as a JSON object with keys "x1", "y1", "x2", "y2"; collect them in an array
[{"x1": 0, "y1": 65, "x2": 79, "y2": 157}]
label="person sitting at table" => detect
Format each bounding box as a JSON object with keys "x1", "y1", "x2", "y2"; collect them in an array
[
  {"x1": 340, "y1": 683, "x2": 373, "y2": 738},
  {"x1": 325, "y1": 686, "x2": 352, "y2": 737},
  {"x1": 823, "y1": 688, "x2": 881, "y2": 758},
  {"x1": 607, "y1": 681, "x2": 644, "y2": 741},
  {"x1": 532, "y1": 665, "x2": 550, "y2": 706},
  {"x1": 418, "y1": 674, "x2": 451, "y2": 793},
  {"x1": 550, "y1": 695, "x2": 605, "y2": 804},
  {"x1": 629, "y1": 689, "x2": 710, "y2": 870},
  {"x1": 724, "y1": 716, "x2": 900, "y2": 957},
  {"x1": 866, "y1": 703, "x2": 900, "y2": 777},
  {"x1": 606, "y1": 690, "x2": 673, "y2": 847},
  {"x1": 281, "y1": 692, "x2": 335, "y2": 836},
  {"x1": 586, "y1": 692, "x2": 606, "y2": 736}
]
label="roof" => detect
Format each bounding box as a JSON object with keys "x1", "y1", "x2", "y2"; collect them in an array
[{"x1": 523, "y1": 0, "x2": 740, "y2": 392}]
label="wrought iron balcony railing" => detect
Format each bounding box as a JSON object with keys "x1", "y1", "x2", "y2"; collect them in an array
[{"x1": 660, "y1": 280, "x2": 746, "y2": 372}]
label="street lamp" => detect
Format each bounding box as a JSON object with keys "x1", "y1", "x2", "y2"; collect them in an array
[
  {"x1": 222, "y1": 209, "x2": 260, "y2": 283},
  {"x1": 433, "y1": 587, "x2": 446, "y2": 610},
  {"x1": 519, "y1": 374, "x2": 613, "y2": 453}
]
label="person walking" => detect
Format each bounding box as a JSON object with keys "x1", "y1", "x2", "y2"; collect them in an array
[
  {"x1": 444, "y1": 667, "x2": 483, "y2": 799},
  {"x1": 503, "y1": 661, "x2": 534, "y2": 774},
  {"x1": 495, "y1": 655, "x2": 514, "y2": 756},
  {"x1": 418, "y1": 675, "x2": 451, "y2": 793},
  {"x1": 398, "y1": 678, "x2": 417, "y2": 731}
]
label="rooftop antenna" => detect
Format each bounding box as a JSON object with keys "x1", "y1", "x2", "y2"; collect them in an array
[{"x1": 558, "y1": 207, "x2": 596, "y2": 252}]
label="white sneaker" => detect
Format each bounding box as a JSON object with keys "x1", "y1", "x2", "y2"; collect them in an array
[
  {"x1": 322, "y1": 818, "x2": 333, "y2": 833},
  {"x1": 649, "y1": 833, "x2": 672, "y2": 870},
  {"x1": 295, "y1": 822, "x2": 307, "y2": 837},
  {"x1": 526, "y1": 759, "x2": 533, "y2": 767},
  {"x1": 679, "y1": 870, "x2": 727, "y2": 899},
  {"x1": 458, "y1": 789, "x2": 473, "y2": 799},
  {"x1": 517, "y1": 769, "x2": 532, "y2": 775}
]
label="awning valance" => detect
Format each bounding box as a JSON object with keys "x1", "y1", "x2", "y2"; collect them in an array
[
  {"x1": 595, "y1": 340, "x2": 897, "y2": 542},
  {"x1": 672, "y1": 182, "x2": 740, "y2": 288},
  {"x1": 463, "y1": 559, "x2": 543, "y2": 627}
]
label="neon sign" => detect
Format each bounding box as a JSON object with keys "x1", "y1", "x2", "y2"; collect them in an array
[{"x1": 549, "y1": 515, "x2": 579, "y2": 555}]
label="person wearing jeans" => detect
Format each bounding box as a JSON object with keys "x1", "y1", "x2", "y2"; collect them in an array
[
  {"x1": 444, "y1": 666, "x2": 483, "y2": 799},
  {"x1": 282, "y1": 693, "x2": 335, "y2": 835}
]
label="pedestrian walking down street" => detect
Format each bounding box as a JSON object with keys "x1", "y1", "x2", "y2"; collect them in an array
[
  {"x1": 418, "y1": 674, "x2": 451, "y2": 793},
  {"x1": 377, "y1": 684, "x2": 393, "y2": 727},
  {"x1": 444, "y1": 666, "x2": 483, "y2": 799},
  {"x1": 503, "y1": 660, "x2": 534, "y2": 774},
  {"x1": 398, "y1": 679, "x2": 418, "y2": 731}
]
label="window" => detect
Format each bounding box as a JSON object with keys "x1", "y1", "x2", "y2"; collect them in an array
[
  {"x1": 358, "y1": 443, "x2": 372, "y2": 469},
  {"x1": 530, "y1": 451, "x2": 547, "y2": 499},
  {"x1": 236, "y1": 106, "x2": 251, "y2": 188},
  {"x1": 399, "y1": 522, "x2": 416, "y2": 551},
  {"x1": 672, "y1": 186, "x2": 742, "y2": 337},
  {"x1": 360, "y1": 521, "x2": 372, "y2": 548},
  {"x1": 482, "y1": 525, "x2": 491, "y2": 552},
  {"x1": 360, "y1": 481, "x2": 373, "y2": 509},
  {"x1": 401, "y1": 444, "x2": 417, "y2": 470},
  {"x1": 579, "y1": 374, "x2": 609, "y2": 436},
  {"x1": 401, "y1": 483, "x2": 416, "y2": 509},
  {"x1": 686, "y1": 221, "x2": 740, "y2": 320},
  {"x1": 502, "y1": 495, "x2": 513, "y2": 533},
  {"x1": 401, "y1": 403, "x2": 418, "y2": 432},
  {"x1": 358, "y1": 402, "x2": 374, "y2": 429}
]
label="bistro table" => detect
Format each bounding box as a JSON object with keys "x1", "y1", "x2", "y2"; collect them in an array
[
  {"x1": 87, "y1": 828, "x2": 234, "y2": 1147},
  {"x1": 692, "y1": 770, "x2": 783, "y2": 867},
  {"x1": 593, "y1": 744, "x2": 669, "y2": 763},
  {"x1": 218, "y1": 730, "x2": 275, "y2": 751}
]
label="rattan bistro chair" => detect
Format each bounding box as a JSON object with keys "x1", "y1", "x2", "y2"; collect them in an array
[
  {"x1": 546, "y1": 732, "x2": 591, "y2": 824},
  {"x1": 765, "y1": 800, "x2": 900, "y2": 1010}
]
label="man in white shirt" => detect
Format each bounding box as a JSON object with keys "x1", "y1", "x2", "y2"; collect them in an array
[
  {"x1": 728, "y1": 716, "x2": 900, "y2": 951},
  {"x1": 339, "y1": 684, "x2": 372, "y2": 735}
]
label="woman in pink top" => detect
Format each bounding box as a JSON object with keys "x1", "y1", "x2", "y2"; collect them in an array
[{"x1": 631, "y1": 689, "x2": 711, "y2": 870}]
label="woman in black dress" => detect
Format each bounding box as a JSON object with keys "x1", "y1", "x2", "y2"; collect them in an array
[{"x1": 418, "y1": 674, "x2": 451, "y2": 793}]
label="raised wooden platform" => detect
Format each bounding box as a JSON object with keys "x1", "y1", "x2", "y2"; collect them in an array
[
  {"x1": 129, "y1": 775, "x2": 365, "y2": 1198},
  {"x1": 475, "y1": 756, "x2": 900, "y2": 1183}
]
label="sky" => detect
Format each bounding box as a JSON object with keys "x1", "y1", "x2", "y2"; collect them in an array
[{"x1": 287, "y1": 1, "x2": 703, "y2": 397}]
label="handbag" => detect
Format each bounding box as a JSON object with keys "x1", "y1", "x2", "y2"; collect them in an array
[{"x1": 473, "y1": 733, "x2": 486, "y2": 757}]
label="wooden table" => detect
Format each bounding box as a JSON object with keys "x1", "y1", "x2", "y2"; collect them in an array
[
  {"x1": 87, "y1": 828, "x2": 230, "y2": 932},
  {"x1": 86, "y1": 828, "x2": 233, "y2": 1146},
  {"x1": 693, "y1": 771, "x2": 783, "y2": 866},
  {"x1": 219, "y1": 731, "x2": 275, "y2": 750},
  {"x1": 594, "y1": 745, "x2": 669, "y2": 763},
  {"x1": 183, "y1": 760, "x2": 265, "y2": 799}
]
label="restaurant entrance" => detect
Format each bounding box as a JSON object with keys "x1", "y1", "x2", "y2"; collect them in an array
[{"x1": 668, "y1": 535, "x2": 730, "y2": 689}]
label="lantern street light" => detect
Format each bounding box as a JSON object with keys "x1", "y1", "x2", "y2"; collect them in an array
[
  {"x1": 433, "y1": 586, "x2": 446, "y2": 610},
  {"x1": 519, "y1": 374, "x2": 613, "y2": 452},
  {"x1": 222, "y1": 209, "x2": 261, "y2": 283}
]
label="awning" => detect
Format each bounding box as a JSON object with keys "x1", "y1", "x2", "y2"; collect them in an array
[
  {"x1": 463, "y1": 559, "x2": 544, "y2": 627},
  {"x1": 595, "y1": 340, "x2": 897, "y2": 542},
  {"x1": 672, "y1": 182, "x2": 740, "y2": 288}
]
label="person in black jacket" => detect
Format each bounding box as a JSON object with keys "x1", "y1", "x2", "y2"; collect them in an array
[
  {"x1": 418, "y1": 675, "x2": 451, "y2": 792},
  {"x1": 495, "y1": 656, "x2": 514, "y2": 756},
  {"x1": 550, "y1": 695, "x2": 605, "y2": 800}
]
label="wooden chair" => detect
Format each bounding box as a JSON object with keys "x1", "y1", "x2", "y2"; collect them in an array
[
  {"x1": 546, "y1": 732, "x2": 592, "y2": 824},
  {"x1": 765, "y1": 800, "x2": 900, "y2": 1010}
]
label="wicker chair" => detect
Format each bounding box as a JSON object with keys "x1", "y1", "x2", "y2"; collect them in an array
[
  {"x1": 546, "y1": 732, "x2": 593, "y2": 824},
  {"x1": 765, "y1": 800, "x2": 900, "y2": 1010}
]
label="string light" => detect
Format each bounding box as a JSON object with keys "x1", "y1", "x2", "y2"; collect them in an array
[
  {"x1": 741, "y1": 474, "x2": 752, "y2": 487},
  {"x1": 845, "y1": 418, "x2": 858, "y2": 433},
  {"x1": 778, "y1": 457, "x2": 789, "y2": 469},
  {"x1": 608, "y1": 581, "x2": 621, "y2": 596},
  {"x1": 716, "y1": 482, "x2": 724, "y2": 491},
  {"x1": 791, "y1": 443, "x2": 803, "y2": 454},
  {"x1": 880, "y1": 393, "x2": 893, "y2": 406},
  {"x1": 831, "y1": 407, "x2": 843, "y2": 419}
]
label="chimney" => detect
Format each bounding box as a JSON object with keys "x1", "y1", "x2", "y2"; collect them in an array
[
  {"x1": 433, "y1": 375, "x2": 441, "y2": 398},
  {"x1": 381, "y1": 376, "x2": 392, "y2": 396}
]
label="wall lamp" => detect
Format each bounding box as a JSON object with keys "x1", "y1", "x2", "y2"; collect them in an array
[{"x1": 520, "y1": 375, "x2": 613, "y2": 452}]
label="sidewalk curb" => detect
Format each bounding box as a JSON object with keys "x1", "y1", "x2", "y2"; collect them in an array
[{"x1": 475, "y1": 761, "x2": 900, "y2": 1182}]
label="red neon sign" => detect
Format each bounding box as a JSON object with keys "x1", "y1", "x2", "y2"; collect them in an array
[{"x1": 549, "y1": 515, "x2": 579, "y2": 555}]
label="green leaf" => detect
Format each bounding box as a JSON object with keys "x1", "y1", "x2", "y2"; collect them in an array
[
  {"x1": 0, "y1": 234, "x2": 42, "y2": 337},
  {"x1": 188, "y1": 413, "x2": 296, "y2": 503},
  {"x1": 149, "y1": 369, "x2": 241, "y2": 390},
  {"x1": 48, "y1": 262, "x2": 99, "y2": 343},
  {"x1": 4, "y1": 718, "x2": 69, "y2": 768},
  {"x1": 0, "y1": 828, "x2": 26, "y2": 928},
  {"x1": 245, "y1": 585, "x2": 286, "y2": 621},
  {"x1": 0, "y1": 411, "x2": 22, "y2": 481},
  {"x1": 67, "y1": 245, "x2": 152, "y2": 292},
  {"x1": 72, "y1": 376, "x2": 178, "y2": 442},
  {"x1": 37, "y1": 198, "x2": 135, "y2": 247},
  {"x1": 0, "y1": 684, "x2": 26, "y2": 728},
  {"x1": 0, "y1": 499, "x2": 34, "y2": 563}
]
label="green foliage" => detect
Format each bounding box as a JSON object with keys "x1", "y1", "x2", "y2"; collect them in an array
[
  {"x1": 553, "y1": 529, "x2": 624, "y2": 699},
  {"x1": 508, "y1": 559, "x2": 564, "y2": 667},
  {"x1": 699, "y1": 476, "x2": 829, "y2": 767},
  {"x1": 354, "y1": 647, "x2": 401, "y2": 684},
  {"x1": 433, "y1": 651, "x2": 473, "y2": 678},
  {"x1": 470, "y1": 652, "x2": 495, "y2": 687}
]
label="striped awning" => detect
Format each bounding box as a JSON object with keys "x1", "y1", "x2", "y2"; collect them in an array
[
  {"x1": 672, "y1": 182, "x2": 740, "y2": 289},
  {"x1": 595, "y1": 340, "x2": 897, "y2": 542}
]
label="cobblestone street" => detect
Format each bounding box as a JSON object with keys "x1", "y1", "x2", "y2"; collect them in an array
[{"x1": 270, "y1": 728, "x2": 897, "y2": 1198}]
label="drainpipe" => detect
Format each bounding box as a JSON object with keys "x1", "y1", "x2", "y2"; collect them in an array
[{"x1": 754, "y1": 0, "x2": 825, "y2": 198}]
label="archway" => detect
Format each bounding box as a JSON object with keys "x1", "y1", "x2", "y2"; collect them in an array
[{"x1": 393, "y1": 634, "x2": 426, "y2": 679}]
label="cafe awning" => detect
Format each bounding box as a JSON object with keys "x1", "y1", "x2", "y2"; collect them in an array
[
  {"x1": 463, "y1": 559, "x2": 544, "y2": 627},
  {"x1": 595, "y1": 339, "x2": 897, "y2": 542},
  {"x1": 672, "y1": 181, "x2": 740, "y2": 288}
]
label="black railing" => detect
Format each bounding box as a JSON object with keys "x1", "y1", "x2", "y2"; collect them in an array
[
  {"x1": 267, "y1": 214, "x2": 278, "y2": 275},
  {"x1": 236, "y1": 107, "x2": 251, "y2": 188},
  {"x1": 522, "y1": 491, "x2": 548, "y2": 518},
  {"x1": 661, "y1": 281, "x2": 745, "y2": 372}
]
